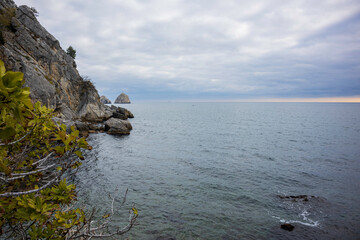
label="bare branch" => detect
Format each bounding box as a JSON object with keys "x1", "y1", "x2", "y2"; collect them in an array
[
  {"x1": 32, "y1": 152, "x2": 55, "y2": 166},
  {"x1": 0, "y1": 128, "x2": 34, "y2": 146},
  {"x1": 0, "y1": 176, "x2": 58, "y2": 197}
]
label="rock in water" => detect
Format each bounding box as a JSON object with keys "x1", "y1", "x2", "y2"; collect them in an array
[
  {"x1": 281, "y1": 224, "x2": 295, "y2": 231},
  {"x1": 114, "y1": 93, "x2": 131, "y2": 104},
  {"x1": 105, "y1": 118, "x2": 132, "y2": 135},
  {"x1": 100, "y1": 95, "x2": 111, "y2": 104}
]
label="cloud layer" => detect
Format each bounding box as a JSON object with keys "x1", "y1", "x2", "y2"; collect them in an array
[{"x1": 15, "y1": 0, "x2": 360, "y2": 101}]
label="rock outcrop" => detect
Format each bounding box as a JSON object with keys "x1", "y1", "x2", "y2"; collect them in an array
[
  {"x1": 105, "y1": 118, "x2": 132, "y2": 135},
  {"x1": 107, "y1": 105, "x2": 134, "y2": 120},
  {"x1": 114, "y1": 93, "x2": 131, "y2": 104},
  {"x1": 0, "y1": 0, "x2": 133, "y2": 135},
  {"x1": 100, "y1": 95, "x2": 111, "y2": 104}
]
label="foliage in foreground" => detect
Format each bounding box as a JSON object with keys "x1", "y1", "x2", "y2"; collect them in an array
[{"x1": 0, "y1": 60, "x2": 137, "y2": 239}]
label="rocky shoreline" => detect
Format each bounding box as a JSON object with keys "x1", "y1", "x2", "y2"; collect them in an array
[
  {"x1": 54, "y1": 105, "x2": 134, "y2": 136},
  {"x1": 0, "y1": 0, "x2": 133, "y2": 135}
]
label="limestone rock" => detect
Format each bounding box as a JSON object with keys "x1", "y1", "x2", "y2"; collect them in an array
[
  {"x1": 0, "y1": 1, "x2": 133, "y2": 135},
  {"x1": 105, "y1": 105, "x2": 134, "y2": 120},
  {"x1": 100, "y1": 95, "x2": 111, "y2": 104},
  {"x1": 0, "y1": 1, "x2": 109, "y2": 122},
  {"x1": 114, "y1": 93, "x2": 131, "y2": 104},
  {"x1": 105, "y1": 118, "x2": 132, "y2": 135}
]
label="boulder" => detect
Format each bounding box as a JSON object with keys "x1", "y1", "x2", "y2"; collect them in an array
[
  {"x1": 105, "y1": 118, "x2": 132, "y2": 135},
  {"x1": 114, "y1": 93, "x2": 131, "y2": 104},
  {"x1": 105, "y1": 105, "x2": 134, "y2": 120},
  {"x1": 281, "y1": 224, "x2": 295, "y2": 231},
  {"x1": 100, "y1": 95, "x2": 111, "y2": 104},
  {"x1": 88, "y1": 123, "x2": 105, "y2": 131}
]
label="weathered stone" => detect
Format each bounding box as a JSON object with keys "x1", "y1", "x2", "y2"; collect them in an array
[
  {"x1": 100, "y1": 95, "x2": 111, "y2": 104},
  {"x1": 119, "y1": 107, "x2": 134, "y2": 118},
  {"x1": 105, "y1": 118, "x2": 132, "y2": 135},
  {"x1": 114, "y1": 93, "x2": 131, "y2": 104},
  {"x1": 104, "y1": 105, "x2": 134, "y2": 120},
  {"x1": 52, "y1": 117, "x2": 75, "y2": 133},
  {"x1": 88, "y1": 123, "x2": 105, "y2": 131},
  {"x1": 281, "y1": 224, "x2": 295, "y2": 231},
  {"x1": 74, "y1": 121, "x2": 89, "y2": 132},
  {"x1": 113, "y1": 111, "x2": 127, "y2": 120},
  {"x1": 0, "y1": 2, "x2": 109, "y2": 122},
  {"x1": 0, "y1": 1, "x2": 133, "y2": 135}
]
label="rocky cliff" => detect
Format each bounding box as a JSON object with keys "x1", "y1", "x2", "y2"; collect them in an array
[
  {"x1": 0, "y1": 0, "x2": 109, "y2": 122},
  {"x1": 0, "y1": 0, "x2": 133, "y2": 134},
  {"x1": 114, "y1": 93, "x2": 131, "y2": 104},
  {"x1": 100, "y1": 95, "x2": 111, "y2": 104}
]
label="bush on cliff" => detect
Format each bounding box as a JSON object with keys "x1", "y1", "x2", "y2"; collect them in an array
[
  {"x1": 66, "y1": 46, "x2": 76, "y2": 59},
  {"x1": 0, "y1": 60, "x2": 137, "y2": 239}
]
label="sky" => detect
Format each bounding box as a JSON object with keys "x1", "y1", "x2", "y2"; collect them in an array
[{"x1": 14, "y1": 0, "x2": 360, "y2": 102}]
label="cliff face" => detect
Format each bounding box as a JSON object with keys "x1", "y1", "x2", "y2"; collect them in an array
[
  {"x1": 100, "y1": 95, "x2": 111, "y2": 104},
  {"x1": 0, "y1": 0, "x2": 109, "y2": 122}
]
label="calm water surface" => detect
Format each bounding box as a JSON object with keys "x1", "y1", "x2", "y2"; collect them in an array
[{"x1": 74, "y1": 103, "x2": 360, "y2": 239}]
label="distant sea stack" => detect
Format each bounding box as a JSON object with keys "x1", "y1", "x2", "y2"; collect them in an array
[
  {"x1": 100, "y1": 95, "x2": 111, "y2": 104},
  {"x1": 115, "y1": 93, "x2": 131, "y2": 104}
]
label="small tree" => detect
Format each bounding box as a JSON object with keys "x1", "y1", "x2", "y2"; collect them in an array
[
  {"x1": 0, "y1": 60, "x2": 137, "y2": 239},
  {"x1": 66, "y1": 46, "x2": 76, "y2": 59}
]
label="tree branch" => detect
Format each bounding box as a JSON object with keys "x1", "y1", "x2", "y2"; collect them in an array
[
  {"x1": 0, "y1": 128, "x2": 34, "y2": 146},
  {"x1": 0, "y1": 176, "x2": 58, "y2": 197}
]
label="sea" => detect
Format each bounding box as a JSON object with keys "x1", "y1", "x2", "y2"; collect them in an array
[{"x1": 73, "y1": 102, "x2": 360, "y2": 240}]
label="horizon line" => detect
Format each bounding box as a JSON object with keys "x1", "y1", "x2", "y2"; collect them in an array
[{"x1": 130, "y1": 95, "x2": 360, "y2": 103}]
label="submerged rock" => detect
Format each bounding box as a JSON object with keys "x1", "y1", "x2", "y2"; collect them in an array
[
  {"x1": 281, "y1": 224, "x2": 295, "y2": 231},
  {"x1": 277, "y1": 195, "x2": 316, "y2": 202},
  {"x1": 114, "y1": 93, "x2": 131, "y2": 104},
  {"x1": 100, "y1": 95, "x2": 111, "y2": 104}
]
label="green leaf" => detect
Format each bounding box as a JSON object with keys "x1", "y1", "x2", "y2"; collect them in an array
[
  {"x1": 0, "y1": 127, "x2": 16, "y2": 140},
  {"x1": 60, "y1": 124, "x2": 67, "y2": 132},
  {"x1": 2, "y1": 71, "x2": 23, "y2": 88},
  {"x1": 54, "y1": 146, "x2": 65, "y2": 155},
  {"x1": 74, "y1": 150, "x2": 84, "y2": 160}
]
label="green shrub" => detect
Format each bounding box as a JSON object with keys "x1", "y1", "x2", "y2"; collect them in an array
[
  {"x1": 0, "y1": 7, "x2": 16, "y2": 33},
  {"x1": 66, "y1": 46, "x2": 76, "y2": 59},
  {"x1": 0, "y1": 8, "x2": 15, "y2": 29},
  {"x1": 0, "y1": 60, "x2": 137, "y2": 239}
]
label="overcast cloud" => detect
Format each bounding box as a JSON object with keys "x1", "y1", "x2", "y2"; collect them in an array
[{"x1": 14, "y1": 0, "x2": 360, "y2": 101}]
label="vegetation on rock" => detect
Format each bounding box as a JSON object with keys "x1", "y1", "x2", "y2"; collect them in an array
[
  {"x1": 0, "y1": 60, "x2": 137, "y2": 239},
  {"x1": 0, "y1": 7, "x2": 16, "y2": 30},
  {"x1": 66, "y1": 46, "x2": 76, "y2": 59}
]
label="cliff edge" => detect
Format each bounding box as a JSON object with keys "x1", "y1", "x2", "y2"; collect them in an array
[{"x1": 0, "y1": 0, "x2": 109, "y2": 122}]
